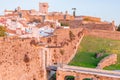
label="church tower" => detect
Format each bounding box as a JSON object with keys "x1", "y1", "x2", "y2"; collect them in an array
[{"x1": 39, "y1": 3, "x2": 49, "y2": 14}]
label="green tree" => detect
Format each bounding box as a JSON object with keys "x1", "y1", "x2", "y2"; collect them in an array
[
  {"x1": 83, "y1": 78, "x2": 92, "y2": 80},
  {"x1": 69, "y1": 31, "x2": 75, "y2": 41},
  {"x1": 84, "y1": 17, "x2": 90, "y2": 21},
  {"x1": 61, "y1": 23, "x2": 69, "y2": 26},
  {"x1": 117, "y1": 24, "x2": 120, "y2": 31},
  {"x1": 0, "y1": 26, "x2": 6, "y2": 37}
]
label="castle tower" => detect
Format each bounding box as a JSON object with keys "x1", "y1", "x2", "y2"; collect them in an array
[
  {"x1": 39, "y1": 3, "x2": 49, "y2": 14},
  {"x1": 17, "y1": 6, "x2": 21, "y2": 12}
]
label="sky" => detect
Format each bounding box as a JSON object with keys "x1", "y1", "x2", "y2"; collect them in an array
[{"x1": 0, "y1": 0, "x2": 120, "y2": 25}]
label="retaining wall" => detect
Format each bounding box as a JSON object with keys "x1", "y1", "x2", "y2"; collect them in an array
[{"x1": 96, "y1": 54, "x2": 117, "y2": 69}]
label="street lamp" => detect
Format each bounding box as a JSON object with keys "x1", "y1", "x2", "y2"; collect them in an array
[{"x1": 72, "y1": 8, "x2": 76, "y2": 17}]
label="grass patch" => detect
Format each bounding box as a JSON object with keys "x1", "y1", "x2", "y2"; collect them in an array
[
  {"x1": 69, "y1": 35, "x2": 120, "y2": 70},
  {"x1": 69, "y1": 51, "x2": 108, "y2": 68}
]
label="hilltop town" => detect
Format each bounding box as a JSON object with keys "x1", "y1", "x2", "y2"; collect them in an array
[{"x1": 0, "y1": 2, "x2": 120, "y2": 80}]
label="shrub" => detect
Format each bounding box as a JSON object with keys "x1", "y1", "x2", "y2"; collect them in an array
[
  {"x1": 95, "y1": 52, "x2": 103, "y2": 58},
  {"x1": 61, "y1": 23, "x2": 69, "y2": 26},
  {"x1": 83, "y1": 18, "x2": 90, "y2": 21},
  {"x1": 69, "y1": 31, "x2": 75, "y2": 41},
  {"x1": 83, "y1": 78, "x2": 92, "y2": 80},
  {"x1": 60, "y1": 49, "x2": 65, "y2": 55},
  {"x1": 24, "y1": 54, "x2": 30, "y2": 63},
  {"x1": 0, "y1": 26, "x2": 6, "y2": 37},
  {"x1": 117, "y1": 24, "x2": 120, "y2": 31},
  {"x1": 30, "y1": 39, "x2": 36, "y2": 46}
]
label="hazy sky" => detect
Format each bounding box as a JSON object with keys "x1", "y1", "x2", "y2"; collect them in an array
[{"x1": 0, "y1": 0, "x2": 120, "y2": 25}]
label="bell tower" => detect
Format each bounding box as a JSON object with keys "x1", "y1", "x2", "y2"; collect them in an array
[{"x1": 39, "y1": 3, "x2": 49, "y2": 14}]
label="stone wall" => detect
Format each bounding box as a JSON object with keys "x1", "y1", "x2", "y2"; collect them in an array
[
  {"x1": 87, "y1": 29, "x2": 120, "y2": 40},
  {"x1": 0, "y1": 37, "x2": 47, "y2": 80},
  {"x1": 56, "y1": 66, "x2": 120, "y2": 80},
  {"x1": 45, "y1": 28, "x2": 84, "y2": 64},
  {"x1": 75, "y1": 16, "x2": 101, "y2": 22},
  {"x1": 46, "y1": 14, "x2": 74, "y2": 21},
  {"x1": 0, "y1": 27, "x2": 84, "y2": 80},
  {"x1": 96, "y1": 54, "x2": 117, "y2": 69},
  {"x1": 82, "y1": 22, "x2": 115, "y2": 31},
  {"x1": 0, "y1": 27, "x2": 119, "y2": 80},
  {"x1": 59, "y1": 20, "x2": 115, "y2": 31}
]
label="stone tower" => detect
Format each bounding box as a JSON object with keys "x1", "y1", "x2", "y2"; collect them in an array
[{"x1": 39, "y1": 3, "x2": 49, "y2": 14}]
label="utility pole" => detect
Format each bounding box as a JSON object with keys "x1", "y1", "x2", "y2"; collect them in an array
[{"x1": 72, "y1": 8, "x2": 76, "y2": 17}]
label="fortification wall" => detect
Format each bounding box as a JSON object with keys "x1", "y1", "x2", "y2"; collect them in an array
[
  {"x1": 87, "y1": 29, "x2": 120, "y2": 40},
  {"x1": 0, "y1": 27, "x2": 84, "y2": 80},
  {"x1": 59, "y1": 20, "x2": 115, "y2": 31},
  {"x1": 56, "y1": 67, "x2": 120, "y2": 80},
  {"x1": 0, "y1": 37, "x2": 46, "y2": 80},
  {"x1": 50, "y1": 28, "x2": 83, "y2": 64},
  {"x1": 82, "y1": 23, "x2": 115, "y2": 31},
  {"x1": 96, "y1": 54, "x2": 117, "y2": 69},
  {"x1": 40, "y1": 28, "x2": 84, "y2": 64}
]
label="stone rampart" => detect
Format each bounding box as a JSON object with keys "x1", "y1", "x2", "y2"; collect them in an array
[
  {"x1": 0, "y1": 27, "x2": 84, "y2": 80},
  {"x1": 0, "y1": 37, "x2": 46, "y2": 80},
  {"x1": 56, "y1": 65, "x2": 120, "y2": 80},
  {"x1": 96, "y1": 54, "x2": 117, "y2": 69},
  {"x1": 59, "y1": 20, "x2": 115, "y2": 31},
  {"x1": 45, "y1": 28, "x2": 84, "y2": 64},
  {"x1": 82, "y1": 22, "x2": 115, "y2": 31},
  {"x1": 87, "y1": 29, "x2": 120, "y2": 40}
]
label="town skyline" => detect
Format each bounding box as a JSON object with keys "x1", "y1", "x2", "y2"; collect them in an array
[{"x1": 0, "y1": 0, "x2": 120, "y2": 25}]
